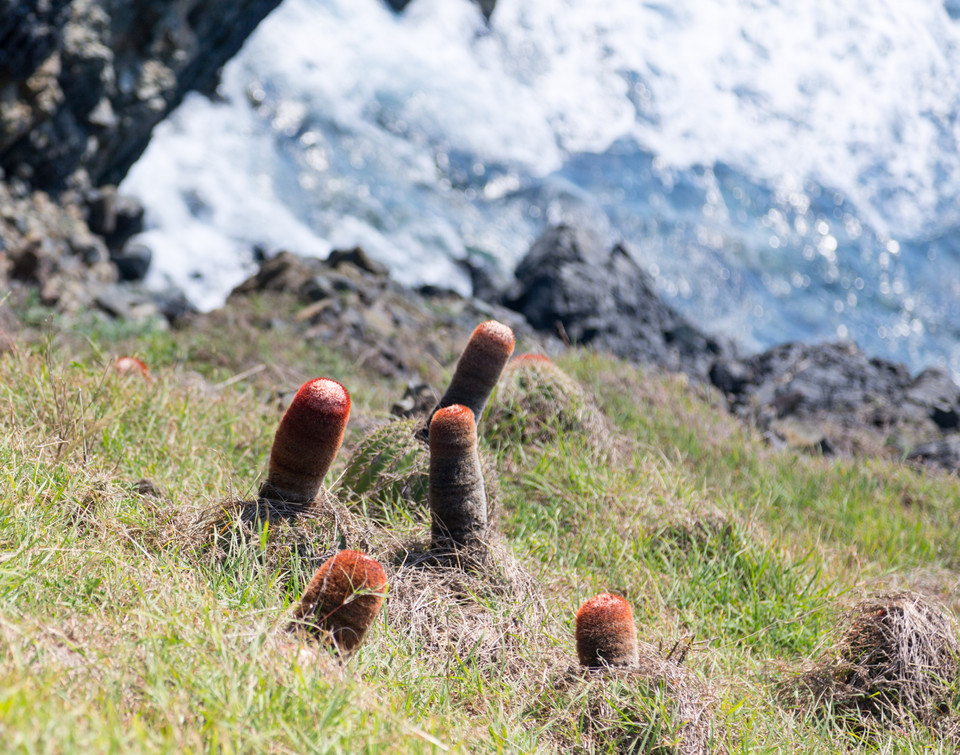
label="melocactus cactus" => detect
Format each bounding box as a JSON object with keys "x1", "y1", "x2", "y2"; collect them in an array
[
  {"x1": 428, "y1": 320, "x2": 515, "y2": 427},
  {"x1": 486, "y1": 353, "x2": 608, "y2": 449},
  {"x1": 576, "y1": 593, "x2": 639, "y2": 669},
  {"x1": 258, "y1": 378, "x2": 350, "y2": 511},
  {"x1": 292, "y1": 550, "x2": 387, "y2": 654},
  {"x1": 428, "y1": 404, "x2": 487, "y2": 549}
]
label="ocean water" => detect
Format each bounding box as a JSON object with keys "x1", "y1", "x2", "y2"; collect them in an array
[{"x1": 121, "y1": 0, "x2": 960, "y2": 378}]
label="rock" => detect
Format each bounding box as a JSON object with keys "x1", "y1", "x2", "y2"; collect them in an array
[
  {"x1": 85, "y1": 184, "x2": 144, "y2": 251},
  {"x1": 505, "y1": 225, "x2": 728, "y2": 379},
  {"x1": 907, "y1": 438, "x2": 960, "y2": 473},
  {"x1": 715, "y1": 339, "x2": 960, "y2": 462},
  {"x1": 111, "y1": 240, "x2": 151, "y2": 281},
  {"x1": 327, "y1": 246, "x2": 389, "y2": 278},
  {"x1": 0, "y1": 0, "x2": 283, "y2": 192},
  {"x1": 905, "y1": 367, "x2": 960, "y2": 431},
  {"x1": 709, "y1": 358, "x2": 754, "y2": 396},
  {"x1": 383, "y1": 0, "x2": 497, "y2": 21}
]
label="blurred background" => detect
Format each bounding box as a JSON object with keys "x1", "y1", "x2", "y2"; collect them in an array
[{"x1": 120, "y1": 0, "x2": 960, "y2": 379}]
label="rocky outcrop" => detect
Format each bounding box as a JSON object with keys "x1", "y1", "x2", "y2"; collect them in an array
[
  {"x1": 502, "y1": 225, "x2": 730, "y2": 380},
  {"x1": 225, "y1": 248, "x2": 533, "y2": 383},
  {"x1": 0, "y1": 0, "x2": 282, "y2": 192},
  {"x1": 712, "y1": 342, "x2": 960, "y2": 457}
]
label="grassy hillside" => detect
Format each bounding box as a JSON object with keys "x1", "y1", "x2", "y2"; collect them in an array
[{"x1": 2, "y1": 296, "x2": 960, "y2": 753}]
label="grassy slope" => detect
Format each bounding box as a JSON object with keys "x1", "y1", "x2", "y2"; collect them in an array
[{"x1": 2, "y1": 300, "x2": 960, "y2": 753}]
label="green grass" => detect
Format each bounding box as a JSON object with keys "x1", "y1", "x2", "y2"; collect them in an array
[{"x1": 2, "y1": 302, "x2": 960, "y2": 752}]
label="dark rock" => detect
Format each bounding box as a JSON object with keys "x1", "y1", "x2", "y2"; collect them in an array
[
  {"x1": 384, "y1": 0, "x2": 496, "y2": 21},
  {"x1": 907, "y1": 438, "x2": 960, "y2": 473},
  {"x1": 717, "y1": 339, "x2": 960, "y2": 463},
  {"x1": 300, "y1": 276, "x2": 336, "y2": 303},
  {"x1": 391, "y1": 382, "x2": 437, "y2": 419},
  {"x1": 736, "y1": 341, "x2": 910, "y2": 417},
  {"x1": 709, "y1": 358, "x2": 754, "y2": 396},
  {"x1": 327, "y1": 246, "x2": 388, "y2": 277},
  {"x1": 505, "y1": 225, "x2": 727, "y2": 378},
  {"x1": 85, "y1": 185, "x2": 144, "y2": 251},
  {"x1": 0, "y1": 0, "x2": 283, "y2": 193},
  {"x1": 905, "y1": 367, "x2": 960, "y2": 431},
  {"x1": 111, "y1": 240, "x2": 151, "y2": 281}
]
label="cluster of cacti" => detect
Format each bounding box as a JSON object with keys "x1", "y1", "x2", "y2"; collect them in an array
[
  {"x1": 252, "y1": 321, "x2": 516, "y2": 656},
  {"x1": 251, "y1": 319, "x2": 631, "y2": 669}
]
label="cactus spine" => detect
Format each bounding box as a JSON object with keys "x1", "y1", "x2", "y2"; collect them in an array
[
  {"x1": 293, "y1": 550, "x2": 387, "y2": 654},
  {"x1": 428, "y1": 404, "x2": 487, "y2": 549},
  {"x1": 575, "y1": 593, "x2": 639, "y2": 668},
  {"x1": 259, "y1": 378, "x2": 350, "y2": 510}
]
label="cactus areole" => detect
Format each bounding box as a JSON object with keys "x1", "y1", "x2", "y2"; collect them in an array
[
  {"x1": 261, "y1": 378, "x2": 350, "y2": 505},
  {"x1": 293, "y1": 550, "x2": 387, "y2": 654},
  {"x1": 433, "y1": 320, "x2": 515, "y2": 423},
  {"x1": 428, "y1": 404, "x2": 487, "y2": 548},
  {"x1": 575, "y1": 593, "x2": 639, "y2": 668}
]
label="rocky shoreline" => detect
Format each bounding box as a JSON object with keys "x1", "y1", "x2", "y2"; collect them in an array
[{"x1": 3, "y1": 0, "x2": 960, "y2": 475}]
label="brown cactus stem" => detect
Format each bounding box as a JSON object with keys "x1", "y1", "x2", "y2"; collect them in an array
[
  {"x1": 427, "y1": 320, "x2": 515, "y2": 428},
  {"x1": 292, "y1": 550, "x2": 387, "y2": 655},
  {"x1": 575, "y1": 593, "x2": 639, "y2": 669},
  {"x1": 259, "y1": 378, "x2": 350, "y2": 509},
  {"x1": 428, "y1": 404, "x2": 487, "y2": 550}
]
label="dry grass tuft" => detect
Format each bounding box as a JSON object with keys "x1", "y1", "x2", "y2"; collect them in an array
[
  {"x1": 543, "y1": 641, "x2": 720, "y2": 754},
  {"x1": 383, "y1": 535, "x2": 546, "y2": 669},
  {"x1": 191, "y1": 489, "x2": 378, "y2": 575},
  {"x1": 785, "y1": 592, "x2": 960, "y2": 733}
]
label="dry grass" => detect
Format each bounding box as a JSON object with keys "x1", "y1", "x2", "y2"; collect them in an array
[
  {"x1": 538, "y1": 641, "x2": 720, "y2": 754},
  {"x1": 784, "y1": 593, "x2": 960, "y2": 735}
]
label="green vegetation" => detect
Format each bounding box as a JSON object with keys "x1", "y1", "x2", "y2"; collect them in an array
[{"x1": 2, "y1": 300, "x2": 960, "y2": 752}]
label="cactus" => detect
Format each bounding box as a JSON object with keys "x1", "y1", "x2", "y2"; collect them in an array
[
  {"x1": 487, "y1": 353, "x2": 607, "y2": 449},
  {"x1": 425, "y1": 320, "x2": 515, "y2": 431},
  {"x1": 428, "y1": 404, "x2": 487, "y2": 550},
  {"x1": 258, "y1": 378, "x2": 350, "y2": 512},
  {"x1": 339, "y1": 418, "x2": 429, "y2": 519},
  {"x1": 576, "y1": 593, "x2": 639, "y2": 669},
  {"x1": 292, "y1": 550, "x2": 387, "y2": 654}
]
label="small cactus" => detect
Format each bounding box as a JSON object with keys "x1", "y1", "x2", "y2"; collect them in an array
[
  {"x1": 259, "y1": 378, "x2": 350, "y2": 510},
  {"x1": 339, "y1": 418, "x2": 429, "y2": 518},
  {"x1": 576, "y1": 593, "x2": 639, "y2": 669},
  {"x1": 292, "y1": 550, "x2": 387, "y2": 654},
  {"x1": 486, "y1": 353, "x2": 607, "y2": 449},
  {"x1": 429, "y1": 404, "x2": 487, "y2": 549},
  {"x1": 426, "y1": 320, "x2": 515, "y2": 429}
]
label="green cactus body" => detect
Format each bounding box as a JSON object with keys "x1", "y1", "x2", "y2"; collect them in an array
[
  {"x1": 340, "y1": 418, "x2": 429, "y2": 521},
  {"x1": 487, "y1": 354, "x2": 607, "y2": 448}
]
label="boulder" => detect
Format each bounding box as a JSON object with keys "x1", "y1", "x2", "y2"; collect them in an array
[{"x1": 505, "y1": 224, "x2": 728, "y2": 378}]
